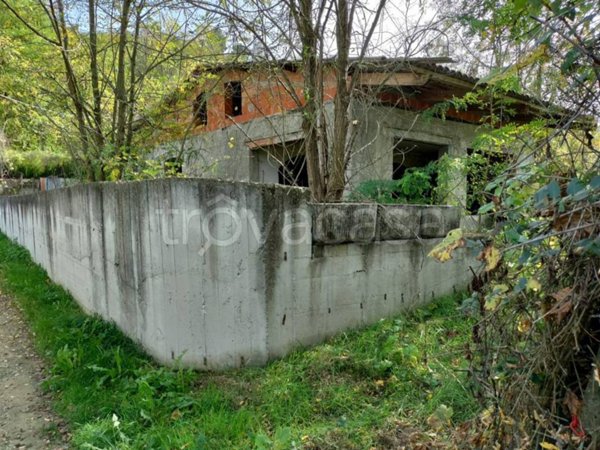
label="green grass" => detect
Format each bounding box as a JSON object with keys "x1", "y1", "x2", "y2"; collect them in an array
[{"x1": 0, "y1": 232, "x2": 479, "y2": 449}]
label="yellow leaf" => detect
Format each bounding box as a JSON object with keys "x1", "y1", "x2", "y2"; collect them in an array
[
  {"x1": 428, "y1": 229, "x2": 466, "y2": 263},
  {"x1": 517, "y1": 317, "x2": 532, "y2": 333},
  {"x1": 109, "y1": 168, "x2": 121, "y2": 181},
  {"x1": 494, "y1": 284, "x2": 509, "y2": 293},
  {"x1": 526, "y1": 278, "x2": 541, "y2": 291},
  {"x1": 484, "y1": 284, "x2": 509, "y2": 311},
  {"x1": 540, "y1": 442, "x2": 559, "y2": 450},
  {"x1": 478, "y1": 245, "x2": 501, "y2": 272}
]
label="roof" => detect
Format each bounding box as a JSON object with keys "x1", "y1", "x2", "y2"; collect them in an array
[
  {"x1": 190, "y1": 56, "x2": 594, "y2": 129},
  {"x1": 192, "y1": 56, "x2": 458, "y2": 76},
  {"x1": 190, "y1": 55, "x2": 496, "y2": 98}
]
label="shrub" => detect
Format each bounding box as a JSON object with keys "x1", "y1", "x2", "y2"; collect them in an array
[
  {"x1": 350, "y1": 162, "x2": 437, "y2": 204},
  {"x1": 1, "y1": 149, "x2": 75, "y2": 178}
]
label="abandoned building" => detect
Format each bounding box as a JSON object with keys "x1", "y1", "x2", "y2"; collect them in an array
[
  {"x1": 157, "y1": 56, "x2": 553, "y2": 206},
  {"x1": 0, "y1": 59, "x2": 573, "y2": 369}
]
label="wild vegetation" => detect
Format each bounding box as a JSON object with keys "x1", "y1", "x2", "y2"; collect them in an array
[
  {"x1": 427, "y1": 0, "x2": 600, "y2": 447},
  {"x1": 349, "y1": 151, "x2": 508, "y2": 209},
  {"x1": 0, "y1": 0, "x2": 224, "y2": 180},
  {"x1": 350, "y1": 162, "x2": 439, "y2": 205}
]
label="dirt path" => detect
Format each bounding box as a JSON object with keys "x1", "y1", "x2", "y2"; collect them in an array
[{"x1": 0, "y1": 292, "x2": 68, "y2": 449}]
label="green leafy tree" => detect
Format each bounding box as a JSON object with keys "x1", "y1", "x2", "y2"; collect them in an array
[
  {"x1": 1, "y1": 0, "x2": 225, "y2": 180},
  {"x1": 0, "y1": 0, "x2": 67, "y2": 158},
  {"x1": 430, "y1": 0, "x2": 600, "y2": 447}
]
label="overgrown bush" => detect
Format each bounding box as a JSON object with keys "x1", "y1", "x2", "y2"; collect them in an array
[
  {"x1": 102, "y1": 150, "x2": 186, "y2": 181},
  {"x1": 350, "y1": 162, "x2": 438, "y2": 204},
  {"x1": 464, "y1": 149, "x2": 508, "y2": 213},
  {"x1": 468, "y1": 165, "x2": 599, "y2": 449},
  {"x1": 1, "y1": 149, "x2": 75, "y2": 178},
  {"x1": 349, "y1": 153, "x2": 506, "y2": 208},
  {"x1": 430, "y1": 125, "x2": 600, "y2": 448}
]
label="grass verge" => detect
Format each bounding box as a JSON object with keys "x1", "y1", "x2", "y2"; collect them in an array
[{"x1": 0, "y1": 232, "x2": 479, "y2": 449}]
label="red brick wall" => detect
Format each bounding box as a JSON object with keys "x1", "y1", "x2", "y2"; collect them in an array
[{"x1": 187, "y1": 68, "x2": 339, "y2": 133}]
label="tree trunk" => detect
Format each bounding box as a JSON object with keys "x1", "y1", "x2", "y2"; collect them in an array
[
  {"x1": 295, "y1": 0, "x2": 326, "y2": 201},
  {"x1": 113, "y1": 0, "x2": 133, "y2": 152},
  {"x1": 88, "y1": 0, "x2": 104, "y2": 150},
  {"x1": 54, "y1": 0, "x2": 95, "y2": 179},
  {"x1": 125, "y1": 4, "x2": 142, "y2": 151},
  {"x1": 328, "y1": 0, "x2": 351, "y2": 201}
]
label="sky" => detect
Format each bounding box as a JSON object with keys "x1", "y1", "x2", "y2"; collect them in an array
[{"x1": 61, "y1": 0, "x2": 453, "y2": 64}]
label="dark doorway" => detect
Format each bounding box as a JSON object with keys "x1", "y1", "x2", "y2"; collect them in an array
[
  {"x1": 279, "y1": 155, "x2": 309, "y2": 187},
  {"x1": 393, "y1": 139, "x2": 447, "y2": 180}
]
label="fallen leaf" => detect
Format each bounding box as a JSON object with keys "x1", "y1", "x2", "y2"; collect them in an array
[
  {"x1": 593, "y1": 363, "x2": 599, "y2": 386},
  {"x1": 551, "y1": 287, "x2": 573, "y2": 303},
  {"x1": 563, "y1": 389, "x2": 582, "y2": 417},
  {"x1": 547, "y1": 299, "x2": 573, "y2": 323},
  {"x1": 553, "y1": 210, "x2": 595, "y2": 239},
  {"x1": 540, "y1": 442, "x2": 559, "y2": 450},
  {"x1": 517, "y1": 317, "x2": 532, "y2": 333},
  {"x1": 544, "y1": 287, "x2": 574, "y2": 322}
]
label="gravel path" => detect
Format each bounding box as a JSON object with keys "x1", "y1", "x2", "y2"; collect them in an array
[{"x1": 0, "y1": 291, "x2": 68, "y2": 449}]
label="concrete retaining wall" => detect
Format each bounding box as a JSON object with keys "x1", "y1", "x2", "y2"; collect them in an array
[
  {"x1": 0, "y1": 178, "x2": 479, "y2": 369},
  {"x1": 0, "y1": 178, "x2": 38, "y2": 196}
]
